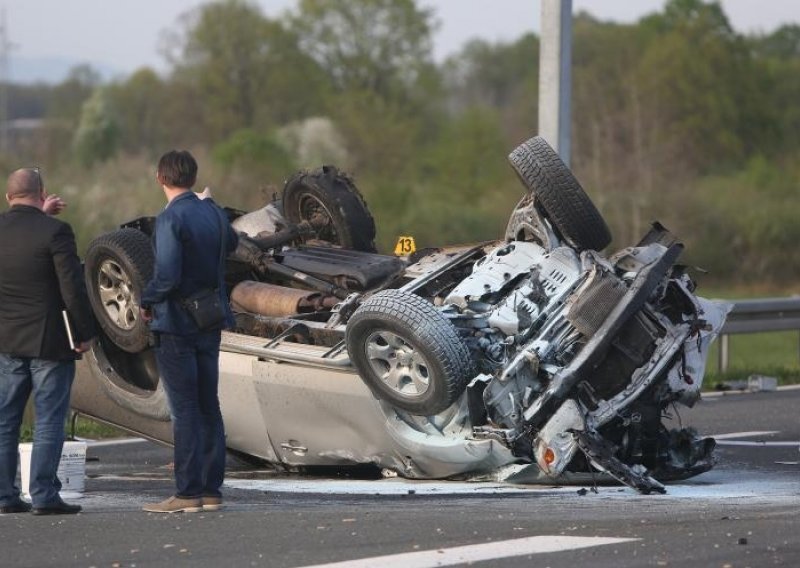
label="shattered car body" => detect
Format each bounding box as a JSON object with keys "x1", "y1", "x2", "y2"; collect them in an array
[{"x1": 71, "y1": 136, "x2": 728, "y2": 492}]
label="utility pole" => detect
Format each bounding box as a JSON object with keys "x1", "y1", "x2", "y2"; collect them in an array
[
  {"x1": 0, "y1": 8, "x2": 10, "y2": 154},
  {"x1": 538, "y1": 0, "x2": 572, "y2": 166}
]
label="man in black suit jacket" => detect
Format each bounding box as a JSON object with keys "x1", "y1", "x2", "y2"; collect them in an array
[{"x1": 0, "y1": 168, "x2": 95, "y2": 515}]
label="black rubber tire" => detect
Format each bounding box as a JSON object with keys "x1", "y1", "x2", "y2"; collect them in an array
[
  {"x1": 282, "y1": 165, "x2": 377, "y2": 252},
  {"x1": 84, "y1": 228, "x2": 154, "y2": 353},
  {"x1": 346, "y1": 290, "x2": 473, "y2": 415},
  {"x1": 508, "y1": 136, "x2": 612, "y2": 251}
]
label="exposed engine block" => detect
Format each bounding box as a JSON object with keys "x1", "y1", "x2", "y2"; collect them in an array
[{"x1": 445, "y1": 242, "x2": 582, "y2": 336}]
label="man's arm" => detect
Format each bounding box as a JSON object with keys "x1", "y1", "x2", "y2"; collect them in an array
[{"x1": 141, "y1": 214, "x2": 184, "y2": 307}]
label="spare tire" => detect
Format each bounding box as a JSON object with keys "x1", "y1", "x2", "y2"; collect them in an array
[
  {"x1": 84, "y1": 228, "x2": 154, "y2": 353},
  {"x1": 346, "y1": 290, "x2": 473, "y2": 415},
  {"x1": 508, "y1": 136, "x2": 612, "y2": 251},
  {"x1": 283, "y1": 165, "x2": 377, "y2": 252}
]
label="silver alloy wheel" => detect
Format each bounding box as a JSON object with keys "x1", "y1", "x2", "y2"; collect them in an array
[
  {"x1": 364, "y1": 330, "x2": 430, "y2": 398},
  {"x1": 97, "y1": 259, "x2": 138, "y2": 330}
]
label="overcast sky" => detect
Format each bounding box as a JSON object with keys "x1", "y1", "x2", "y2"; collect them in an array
[{"x1": 4, "y1": 0, "x2": 799, "y2": 83}]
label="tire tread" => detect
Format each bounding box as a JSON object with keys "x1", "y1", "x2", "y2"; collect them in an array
[
  {"x1": 508, "y1": 136, "x2": 612, "y2": 251},
  {"x1": 283, "y1": 166, "x2": 377, "y2": 252},
  {"x1": 84, "y1": 228, "x2": 154, "y2": 353}
]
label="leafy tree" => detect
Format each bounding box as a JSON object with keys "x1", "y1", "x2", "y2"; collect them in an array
[
  {"x1": 72, "y1": 87, "x2": 120, "y2": 167},
  {"x1": 213, "y1": 128, "x2": 294, "y2": 173},
  {"x1": 290, "y1": 0, "x2": 438, "y2": 104},
  {"x1": 751, "y1": 26, "x2": 800, "y2": 150},
  {"x1": 425, "y1": 106, "x2": 508, "y2": 201},
  {"x1": 752, "y1": 24, "x2": 800, "y2": 59},
  {"x1": 47, "y1": 64, "x2": 102, "y2": 122},
  {"x1": 107, "y1": 68, "x2": 169, "y2": 154},
  {"x1": 570, "y1": 14, "x2": 655, "y2": 242},
  {"x1": 167, "y1": 0, "x2": 329, "y2": 141},
  {"x1": 444, "y1": 34, "x2": 540, "y2": 144},
  {"x1": 31, "y1": 65, "x2": 104, "y2": 167},
  {"x1": 636, "y1": 0, "x2": 773, "y2": 169},
  {"x1": 328, "y1": 88, "x2": 419, "y2": 178},
  {"x1": 570, "y1": 1, "x2": 776, "y2": 243},
  {"x1": 211, "y1": 128, "x2": 296, "y2": 208}
]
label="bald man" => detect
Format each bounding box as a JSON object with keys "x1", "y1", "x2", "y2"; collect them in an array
[{"x1": 0, "y1": 168, "x2": 95, "y2": 516}]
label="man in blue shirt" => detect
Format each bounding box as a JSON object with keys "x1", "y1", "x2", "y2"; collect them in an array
[{"x1": 140, "y1": 151, "x2": 238, "y2": 514}]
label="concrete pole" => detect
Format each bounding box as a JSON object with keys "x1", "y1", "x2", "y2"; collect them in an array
[
  {"x1": 718, "y1": 334, "x2": 730, "y2": 372},
  {"x1": 0, "y1": 9, "x2": 10, "y2": 154},
  {"x1": 538, "y1": 0, "x2": 572, "y2": 166}
]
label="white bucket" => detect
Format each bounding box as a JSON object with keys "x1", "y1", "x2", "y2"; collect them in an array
[{"x1": 19, "y1": 440, "x2": 87, "y2": 499}]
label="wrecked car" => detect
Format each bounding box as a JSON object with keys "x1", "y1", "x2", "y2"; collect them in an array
[{"x1": 71, "y1": 136, "x2": 728, "y2": 493}]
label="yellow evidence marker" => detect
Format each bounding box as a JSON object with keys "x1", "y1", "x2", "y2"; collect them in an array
[{"x1": 394, "y1": 236, "x2": 416, "y2": 256}]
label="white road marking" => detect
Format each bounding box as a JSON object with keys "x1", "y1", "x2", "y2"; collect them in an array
[
  {"x1": 224, "y1": 470, "x2": 800, "y2": 501},
  {"x1": 709, "y1": 431, "x2": 799, "y2": 447},
  {"x1": 711, "y1": 431, "x2": 779, "y2": 440},
  {"x1": 225, "y1": 478, "x2": 543, "y2": 495},
  {"x1": 716, "y1": 440, "x2": 799, "y2": 447},
  {"x1": 92, "y1": 474, "x2": 172, "y2": 482},
  {"x1": 294, "y1": 535, "x2": 639, "y2": 568},
  {"x1": 79, "y1": 437, "x2": 149, "y2": 448}
]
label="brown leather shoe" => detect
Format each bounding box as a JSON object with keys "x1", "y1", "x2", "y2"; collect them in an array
[
  {"x1": 142, "y1": 496, "x2": 202, "y2": 513},
  {"x1": 201, "y1": 496, "x2": 223, "y2": 511}
]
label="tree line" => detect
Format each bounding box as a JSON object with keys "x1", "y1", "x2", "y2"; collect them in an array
[{"x1": 3, "y1": 0, "x2": 799, "y2": 288}]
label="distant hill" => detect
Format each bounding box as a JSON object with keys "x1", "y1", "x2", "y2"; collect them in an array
[{"x1": 9, "y1": 55, "x2": 122, "y2": 85}]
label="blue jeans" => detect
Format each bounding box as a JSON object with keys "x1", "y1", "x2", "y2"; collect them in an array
[
  {"x1": 155, "y1": 332, "x2": 226, "y2": 498},
  {"x1": 0, "y1": 354, "x2": 75, "y2": 508}
]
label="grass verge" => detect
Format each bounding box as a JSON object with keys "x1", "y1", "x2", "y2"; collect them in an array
[{"x1": 19, "y1": 414, "x2": 126, "y2": 443}]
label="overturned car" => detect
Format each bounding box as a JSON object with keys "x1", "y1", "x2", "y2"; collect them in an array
[{"x1": 71, "y1": 136, "x2": 727, "y2": 493}]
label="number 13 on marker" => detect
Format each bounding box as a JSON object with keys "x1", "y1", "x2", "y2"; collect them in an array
[{"x1": 394, "y1": 236, "x2": 416, "y2": 256}]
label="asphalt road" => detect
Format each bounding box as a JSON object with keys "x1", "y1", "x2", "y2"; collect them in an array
[{"x1": 3, "y1": 387, "x2": 798, "y2": 568}]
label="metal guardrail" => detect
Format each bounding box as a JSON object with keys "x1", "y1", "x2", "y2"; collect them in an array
[{"x1": 717, "y1": 297, "x2": 800, "y2": 371}]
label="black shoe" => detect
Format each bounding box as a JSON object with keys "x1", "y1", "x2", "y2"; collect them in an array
[
  {"x1": 31, "y1": 500, "x2": 82, "y2": 516},
  {"x1": 0, "y1": 500, "x2": 32, "y2": 514}
]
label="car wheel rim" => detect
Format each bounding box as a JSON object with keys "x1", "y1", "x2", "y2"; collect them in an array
[
  {"x1": 364, "y1": 330, "x2": 430, "y2": 398},
  {"x1": 297, "y1": 194, "x2": 340, "y2": 243},
  {"x1": 97, "y1": 259, "x2": 138, "y2": 331}
]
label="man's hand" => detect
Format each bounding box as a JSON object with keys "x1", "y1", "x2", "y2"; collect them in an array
[
  {"x1": 140, "y1": 307, "x2": 153, "y2": 323},
  {"x1": 74, "y1": 340, "x2": 92, "y2": 354},
  {"x1": 43, "y1": 195, "x2": 67, "y2": 216}
]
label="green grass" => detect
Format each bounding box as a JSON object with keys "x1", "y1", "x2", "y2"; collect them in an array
[
  {"x1": 704, "y1": 330, "x2": 800, "y2": 388},
  {"x1": 696, "y1": 284, "x2": 800, "y2": 387},
  {"x1": 19, "y1": 414, "x2": 125, "y2": 443}
]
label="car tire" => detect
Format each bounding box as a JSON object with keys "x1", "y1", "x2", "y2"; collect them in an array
[
  {"x1": 282, "y1": 165, "x2": 377, "y2": 252},
  {"x1": 85, "y1": 228, "x2": 154, "y2": 354},
  {"x1": 508, "y1": 136, "x2": 612, "y2": 251},
  {"x1": 346, "y1": 290, "x2": 473, "y2": 415}
]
